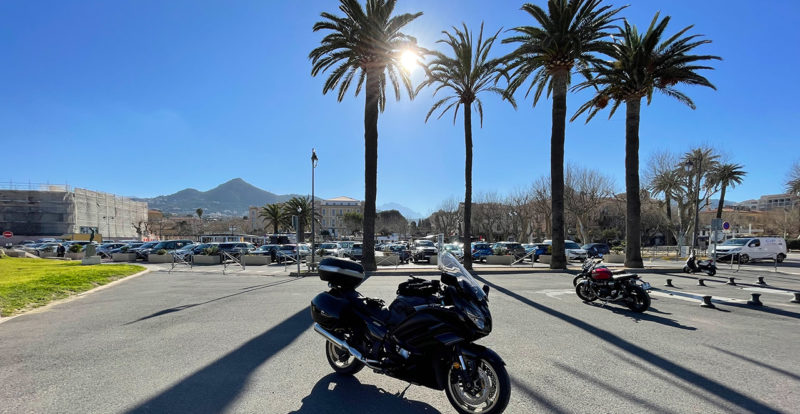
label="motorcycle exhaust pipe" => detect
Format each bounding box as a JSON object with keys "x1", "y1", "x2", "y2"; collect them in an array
[{"x1": 313, "y1": 323, "x2": 382, "y2": 369}]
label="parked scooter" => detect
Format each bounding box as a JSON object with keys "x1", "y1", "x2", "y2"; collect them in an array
[
  {"x1": 310, "y1": 253, "x2": 511, "y2": 414},
  {"x1": 683, "y1": 252, "x2": 717, "y2": 276}
]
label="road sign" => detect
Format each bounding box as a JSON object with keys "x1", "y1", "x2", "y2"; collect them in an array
[
  {"x1": 722, "y1": 221, "x2": 730, "y2": 230},
  {"x1": 711, "y1": 218, "x2": 723, "y2": 231},
  {"x1": 2, "y1": 231, "x2": 12, "y2": 238}
]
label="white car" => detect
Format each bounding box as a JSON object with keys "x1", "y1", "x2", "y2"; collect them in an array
[
  {"x1": 543, "y1": 239, "x2": 588, "y2": 261},
  {"x1": 713, "y1": 237, "x2": 787, "y2": 263},
  {"x1": 317, "y1": 242, "x2": 342, "y2": 257}
]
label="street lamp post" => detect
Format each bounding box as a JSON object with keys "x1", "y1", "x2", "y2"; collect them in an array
[
  {"x1": 311, "y1": 149, "x2": 318, "y2": 266},
  {"x1": 297, "y1": 206, "x2": 302, "y2": 275}
]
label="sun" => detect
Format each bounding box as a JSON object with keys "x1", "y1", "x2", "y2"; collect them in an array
[{"x1": 400, "y1": 50, "x2": 418, "y2": 72}]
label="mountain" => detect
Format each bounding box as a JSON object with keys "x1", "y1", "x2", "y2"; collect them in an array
[
  {"x1": 378, "y1": 202, "x2": 423, "y2": 220},
  {"x1": 136, "y1": 178, "x2": 303, "y2": 216}
]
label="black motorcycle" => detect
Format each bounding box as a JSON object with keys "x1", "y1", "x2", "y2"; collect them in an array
[
  {"x1": 683, "y1": 252, "x2": 717, "y2": 276},
  {"x1": 575, "y1": 266, "x2": 651, "y2": 312},
  {"x1": 310, "y1": 252, "x2": 511, "y2": 414}
]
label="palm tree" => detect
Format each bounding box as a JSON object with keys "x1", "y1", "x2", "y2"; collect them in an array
[
  {"x1": 195, "y1": 208, "x2": 204, "y2": 237},
  {"x1": 310, "y1": 0, "x2": 422, "y2": 271},
  {"x1": 648, "y1": 168, "x2": 682, "y2": 243},
  {"x1": 503, "y1": 0, "x2": 624, "y2": 269},
  {"x1": 260, "y1": 203, "x2": 287, "y2": 235},
  {"x1": 711, "y1": 163, "x2": 746, "y2": 219},
  {"x1": 416, "y1": 23, "x2": 515, "y2": 270},
  {"x1": 573, "y1": 13, "x2": 720, "y2": 267},
  {"x1": 283, "y1": 196, "x2": 321, "y2": 243}
]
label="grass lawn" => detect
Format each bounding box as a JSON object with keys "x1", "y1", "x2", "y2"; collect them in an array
[{"x1": 0, "y1": 257, "x2": 145, "y2": 316}]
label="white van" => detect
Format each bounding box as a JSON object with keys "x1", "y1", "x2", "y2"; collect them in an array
[{"x1": 713, "y1": 237, "x2": 787, "y2": 263}]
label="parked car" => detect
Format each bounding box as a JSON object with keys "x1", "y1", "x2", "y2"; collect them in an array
[
  {"x1": 34, "y1": 242, "x2": 61, "y2": 256},
  {"x1": 412, "y1": 240, "x2": 438, "y2": 263},
  {"x1": 218, "y1": 242, "x2": 255, "y2": 259},
  {"x1": 346, "y1": 243, "x2": 363, "y2": 261},
  {"x1": 316, "y1": 242, "x2": 342, "y2": 257},
  {"x1": 276, "y1": 244, "x2": 311, "y2": 262},
  {"x1": 252, "y1": 244, "x2": 281, "y2": 262},
  {"x1": 335, "y1": 241, "x2": 355, "y2": 258},
  {"x1": 492, "y1": 242, "x2": 526, "y2": 260},
  {"x1": 97, "y1": 243, "x2": 127, "y2": 258},
  {"x1": 131, "y1": 241, "x2": 160, "y2": 260},
  {"x1": 384, "y1": 243, "x2": 412, "y2": 263},
  {"x1": 542, "y1": 240, "x2": 587, "y2": 261},
  {"x1": 443, "y1": 243, "x2": 464, "y2": 260},
  {"x1": 109, "y1": 242, "x2": 144, "y2": 255},
  {"x1": 712, "y1": 237, "x2": 787, "y2": 263},
  {"x1": 582, "y1": 243, "x2": 610, "y2": 258},
  {"x1": 471, "y1": 242, "x2": 493, "y2": 262},
  {"x1": 143, "y1": 239, "x2": 194, "y2": 258},
  {"x1": 532, "y1": 243, "x2": 551, "y2": 261}
]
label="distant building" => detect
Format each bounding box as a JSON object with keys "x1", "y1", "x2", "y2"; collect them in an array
[
  {"x1": 0, "y1": 184, "x2": 148, "y2": 240},
  {"x1": 316, "y1": 196, "x2": 362, "y2": 238},
  {"x1": 739, "y1": 193, "x2": 798, "y2": 211}
]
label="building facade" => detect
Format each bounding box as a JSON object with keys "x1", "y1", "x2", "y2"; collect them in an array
[
  {"x1": 316, "y1": 196, "x2": 362, "y2": 238},
  {"x1": 0, "y1": 185, "x2": 148, "y2": 239},
  {"x1": 739, "y1": 193, "x2": 799, "y2": 212}
]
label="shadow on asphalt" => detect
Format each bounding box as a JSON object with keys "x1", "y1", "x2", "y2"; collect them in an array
[
  {"x1": 288, "y1": 373, "x2": 439, "y2": 414},
  {"x1": 706, "y1": 345, "x2": 800, "y2": 383},
  {"x1": 510, "y1": 377, "x2": 567, "y2": 414},
  {"x1": 125, "y1": 306, "x2": 312, "y2": 414},
  {"x1": 124, "y1": 278, "x2": 301, "y2": 325},
  {"x1": 585, "y1": 303, "x2": 697, "y2": 331},
  {"x1": 474, "y1": 275, "x2": 782, "y2": 414}
]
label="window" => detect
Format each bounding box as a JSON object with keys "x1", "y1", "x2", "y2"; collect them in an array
[
  {"x1": 339, "y1": 209, "x2": 343, "y2": 215},
  {"x1": 322, "y1": 209, "x2": 326, "y2": 215},
  {"x1": 322, "y1": 219, "x2": 326, "y2": 226}
]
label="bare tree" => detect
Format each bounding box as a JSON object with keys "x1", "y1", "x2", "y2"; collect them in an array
[
  {"x1": 430, "y1": 197, "x2": 461, "y2": 238},
  {"x1": 564, "y1": 164, "x2": 616, "y2": 243},
  {"x1": 530, "y1": 176, "x2": 552, "y2": 238}
]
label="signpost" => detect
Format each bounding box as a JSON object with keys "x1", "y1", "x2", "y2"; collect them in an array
[
  {"x1": 2, "y1": 231, "x2": 12, "y2": 238},
  {"x1": 710, "y1": 219, "x2": 723, "y2": 262},
  {"x1": 722, "y1": 221, "x2": 730, "y2": 230}
]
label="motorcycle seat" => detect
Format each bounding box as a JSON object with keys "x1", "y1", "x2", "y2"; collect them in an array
[{"x1": 612, "y1": 273, "x2": 638, "y2": 280}]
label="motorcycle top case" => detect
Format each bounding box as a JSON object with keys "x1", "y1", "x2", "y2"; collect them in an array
[
  {"x1": 318, "y1": 257, "x2": 366, "y2": 290},
  {"x1": 311, "y1": 292, "x2": 350, "y2": 330}
]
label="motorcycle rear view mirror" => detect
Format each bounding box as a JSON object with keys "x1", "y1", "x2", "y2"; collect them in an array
[
  {"x1": 441, "y1": 272, "x2": 458, "y2": 287},
  {"x1": 482, "y1": 284, "x2": 490, "y2": 297}
]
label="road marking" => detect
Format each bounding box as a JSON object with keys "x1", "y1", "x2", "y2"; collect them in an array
[{"x1": 534, "y1": 289, "x2": 574, "y2": 300}]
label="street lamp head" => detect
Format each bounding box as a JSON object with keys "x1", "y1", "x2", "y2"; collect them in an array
[
  {"x1": 297, "y1": 206, "x2": 302, "y2": 213},
  {"x1": 311, "y1": 149, "x2": 318, "y2": 167}
]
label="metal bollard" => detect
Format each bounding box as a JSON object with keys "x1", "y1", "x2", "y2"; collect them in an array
[
  {"x1": 697, "y1": 279, "x2": 706, "y2": 287},
  {"x1": 756, "y1": 276, "x2": 766, "y2": 285},
  {"x1": 727, "y1": 277, "x2": 736, "y2": 286},
  {"x1": 747, "y1": 293, "x2": 763, "y2": 307},
  {"x1": 791, "y1": 292, "x2": 800, "y2": 304},
  {"x1": 700, "y1": 295, "x2": 715, "y2": 308},
  {"x1": 665, "y1": 279, "x2": 674, "y2": 287}
]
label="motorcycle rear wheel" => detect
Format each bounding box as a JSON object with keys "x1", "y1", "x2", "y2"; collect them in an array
[
  {"x1": 683, "y1": 266, "x2": 691, "y2": 273},
  {"x1": 626, "y1": 286, "x2": 650, "y2": 313},
  {"x1": 325, "y1": 341, "x2": 364, "y2": 375},
  {"x1": 445, "y1": 351, "x2": 510, "y2": 414},
  {"x1": 706, "y1": 267, "x2": 716, "y2": 276},
  {"x1": 575, "y1": 281, "x2": 597, "y2": 302}
]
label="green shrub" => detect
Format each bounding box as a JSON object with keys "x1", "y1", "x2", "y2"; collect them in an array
[
  {"x1": 120, "y1": 246, "x2": 129, "y2": 252},
  {"x1": 68, "y1": 244, "x2": 83, "y2": 253},
  {"x1": 787, "y1": 239, "x2": 800, "y2": 250},
  {"x1": 156, "y1": 249, "x2": 168, "y2": 255},
  {"x1": 203, "y1": 246, "x2": 219, "y2": 255}
]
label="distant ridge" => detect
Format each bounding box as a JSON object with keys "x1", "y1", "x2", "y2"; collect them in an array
[
  {"x1": 135, "y1": 178, "x2": 304, "y2": 216},
  {"x1": 378, "y1": 202, "x2": 423, "y2": 220}
]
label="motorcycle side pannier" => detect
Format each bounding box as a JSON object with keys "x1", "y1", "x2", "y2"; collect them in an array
[
  {"x1": 311, "y1": 292, "x2": 350, "y2": 330},
  {"x1": 318, "y1": 257, "x2": 365, "y2": 290}
]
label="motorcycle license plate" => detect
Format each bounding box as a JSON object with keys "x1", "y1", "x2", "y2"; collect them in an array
[{"x1": 640, "y1": 282, "x2": 651, "y2": 290}]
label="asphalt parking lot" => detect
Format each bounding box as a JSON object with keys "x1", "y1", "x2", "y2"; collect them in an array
[{"x1": 1, "y1": 255, "x2": 798, "y2": 413}]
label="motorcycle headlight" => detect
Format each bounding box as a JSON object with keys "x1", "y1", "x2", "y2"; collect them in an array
[{"x1": 464, "y1": 305, "x2": 486, "y2": 330}]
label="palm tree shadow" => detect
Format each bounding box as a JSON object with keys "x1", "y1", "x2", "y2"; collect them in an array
[
  {"x1": 288, "y1": 373, "x2": 440, "y2": 414},
  {"x1": 585, "y1": 303, "x2": 696, "y2": 330}
]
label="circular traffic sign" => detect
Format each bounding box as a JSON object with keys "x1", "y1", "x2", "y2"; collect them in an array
[
  {"x1": 2, "y1": 231, "x2": 12, "y2": 238},
  {"x1": 722, "y1": 222, "x2": 730, "y2": 230}
]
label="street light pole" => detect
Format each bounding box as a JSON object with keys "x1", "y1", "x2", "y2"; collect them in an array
[{"x1": 311, "y1": 149, "x2": 318, "y2": 266}]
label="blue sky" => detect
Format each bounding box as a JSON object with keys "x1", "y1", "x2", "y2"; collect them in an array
[{"x1": 2, "y1": 0, "x2": 798, "y2": 217}]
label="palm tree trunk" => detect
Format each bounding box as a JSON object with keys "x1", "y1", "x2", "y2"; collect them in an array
[
  {"x1": 716, "y1": 184, "x2": 727, "y2": 219},
  {"x1": 463, "y1": 104, "x2": 473, "y2": 271},
  {"x1": 550, "y1": 71, "x2": 567, "y2": 269},
  {"x1": 664, "y1": 193, "x2": 674, "y2": 244},
  {"x1": 362, "y1": 69, "x2": 379, "y2": 271},
  {"x1": 625, "y1": 98, "x2": 644, "y2": 268}
]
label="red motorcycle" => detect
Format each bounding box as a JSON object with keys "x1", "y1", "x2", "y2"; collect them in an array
[{"x1": 575, "y1": 266, "x2": 651, "y2": 313}]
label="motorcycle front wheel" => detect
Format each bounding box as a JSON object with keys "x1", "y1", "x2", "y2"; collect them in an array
[
  {"x1": 572, "y1": 275, "x2": 583, "y2": 287},
  {"x1": 683, "y1": 266, "x2": 691, "y2": 273},
  {"x1": 325, "y1": 341, "x2": 364, "y2": 375},
  {"x1": 706, "y1": 267, "x2": 716, "y2": 276},
  {"x1": 626, "y1": 286, "x2": 650, "y2": 313},
  {"x1": 575, "y1": 281, "x2": 598, "y2": 302},
  {"x1": 445, "y1": 350, "x2": 510, "y2": 414}
]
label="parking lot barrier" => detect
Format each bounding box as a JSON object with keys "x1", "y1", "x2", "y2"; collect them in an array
[
  {"x1": 756, "y1": 276, "x2": 766, "y2": 285},
  {"x1": 700, "y1": 295, "x2": 715, "y2": 308},
  {"x1": 727, "y1": 277, "x2": 736, "y2": 286},
  {"x1": 791, "y1": 293, "x2": 800, "y2": 304},
  {"x1": 747, "y1": 293, "x2": 763, "y2": 307},
  {"x1": 697, "y1": 279, "x2": 706, "y2": 287},
  {"x1": 665, "y1": 279, "x2": 674, "y2": 287}
]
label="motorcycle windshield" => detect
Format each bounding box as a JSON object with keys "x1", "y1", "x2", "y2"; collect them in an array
[{"x1": 439, "y1": 251, "x2": 487, "y2": 301}]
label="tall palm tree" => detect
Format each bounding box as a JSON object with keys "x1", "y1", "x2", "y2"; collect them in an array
[
  {"x1": 648, "y1": 168, "x2": 682, "y2": 243},
  {"x1": 260, "y1": 203, "x2": 287, "y2": 235},
  {"x1": 573, "y1": 13, "x2": 720, "y2": 267},
  {"x1": 416, "y1": 23, "x2": 515, "y2": 270},
  {"x1": 711, "y1": 163, "x2": 746, "y2": 218},
  {"x1": 503, "y1": 0, "x2": 624, "y2": 269},
  {"x1": 195, "y1": 208, "x2": 204, "y2": 237},
  {"x1": 310, "y1": 0, "x2": 422, "y2": 271}
]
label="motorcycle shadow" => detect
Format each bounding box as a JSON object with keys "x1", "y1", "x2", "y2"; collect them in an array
[
  {"x1": 585, "y1": 303, "x2": 697, "y2": 331},
  {"x1": 288, "y1": 373, "x2": 441, "y2": 414}
]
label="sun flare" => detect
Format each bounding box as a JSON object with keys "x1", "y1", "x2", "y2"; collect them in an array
[{"x1": 400, "y1": 50, "x2": 418, "y2": 72}]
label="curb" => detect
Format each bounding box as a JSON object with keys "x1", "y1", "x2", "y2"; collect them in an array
[{"x1": 0, "y1": 267, "x2": 150, "y2": 325}]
